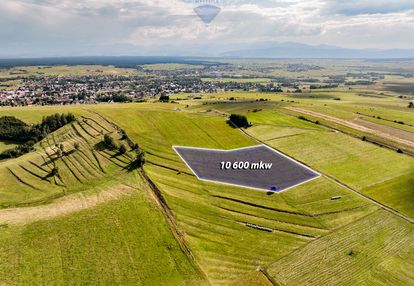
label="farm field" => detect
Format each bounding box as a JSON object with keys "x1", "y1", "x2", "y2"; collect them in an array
[
  {"x1": 0, "y1": 108, "x2": 206, "y2": 285},
  {"x1": 267, "y1": 210, "x2": 414, "y2": 286},
  {"x1": 0, "y1": 85, "x2": 413, "y2": 285},
  {"x1": 0, "y1": 178, "x2": 204, "y2": 286},
  {"x1": 93, "y1": 104, "x2": 412, "y2": 285},
  {"x1": 2, "y1": 1, "x2": 414, "y2": 284},
  {"x1": 0, "y1": 65, "x2": 141, "y2": 78}
]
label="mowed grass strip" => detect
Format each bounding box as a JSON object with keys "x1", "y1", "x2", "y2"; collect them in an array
[{"x1": 267, "y1": 210, "x2": 414, "y2": 286}]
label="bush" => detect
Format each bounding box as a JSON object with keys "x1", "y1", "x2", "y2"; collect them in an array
[
  {"x1": 50, "y1": 167, "x2": 59, "y2": 176},
  {"x1": 130, "y1": 150, "x2": 146, "y2": 169},
  {"x1": 408, "y1": 102, "x2": 414, "y2": 108},
  {"x1": 159, "y1": 95, "x2": 170, "y2": 102},
  {"x1": 229, "y1": 114, "x2": 249, "y2": 128},
  {"x1": 118, "y1": 144, "x2": 127, "y2": 155},
  {"x1": 103, "y1": 134, "x2": 117, "y2": 150}
]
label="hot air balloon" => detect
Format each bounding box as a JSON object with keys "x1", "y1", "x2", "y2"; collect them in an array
[{"x1": 194, "y1": 4, "x2": 221, "y2": 24}]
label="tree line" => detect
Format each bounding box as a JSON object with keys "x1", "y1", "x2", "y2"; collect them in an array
[{"x1": 0, "y1": 113, "x2": 76, "y2": 159}]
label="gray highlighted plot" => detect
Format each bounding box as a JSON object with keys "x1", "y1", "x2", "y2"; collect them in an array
[{"x1": 173, "y1": 145, "x2": 320, "y2": 192}]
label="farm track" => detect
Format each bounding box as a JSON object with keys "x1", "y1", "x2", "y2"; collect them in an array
[
  {"x1": 0, "y1": 184, "x2": 136, "y2": 225},
  {"x1": 286, "y1": 107, "x2": 414, "y2": 148},
  {"x1": 354, "y1": 117, "x2": 414, "y2": 142},
  {"x1": 236, "y1": 120, "x2": 414, "y2": 225}
]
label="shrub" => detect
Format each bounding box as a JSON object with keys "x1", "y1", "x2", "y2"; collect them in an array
[
  {"x1": 118, "y1": 144, "x2": 127, "y2": 155},
  {"x1": 159, "y1": 95, "x2": 170, "y2": 102},
  {"x1": 50, "y1": 167, "x2": 59, "y2": 176},
  {"x1": 103, "y1": 134, "x2": 117, "y2": 150},
  {"x1": 229, "y1": 114, "x2": 249, "y2": 128}
]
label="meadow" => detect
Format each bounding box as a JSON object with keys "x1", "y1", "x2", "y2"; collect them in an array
[
  {"x1": 0, "y1": 85, "x2": 413, "y2": 285},
  {"x1": 0, "y1": 108, "x2": 206, "y2": 285},
  {"x1": 93, "y1": 103, "x2": 411, "y2": 285}
]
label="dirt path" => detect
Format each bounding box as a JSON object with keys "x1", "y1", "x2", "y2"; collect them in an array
[
  {"x1": 0, "y1": 184, "x2": 135, "y2": 225},
  {"x1": 285, "y1": 107, "x2": 414, "y2": 148}
]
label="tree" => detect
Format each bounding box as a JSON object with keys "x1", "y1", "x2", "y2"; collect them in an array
[
  {"x1": 159, "y1": 95, "x2": 170, "y2": 102},
  {"x1": 118, "y1": 144, "x2": 127, "y2": 155},
  {"x1": 50, "y1": 167, "x2": 59, "y2": 177},
  {"x1": 134, "y1": 150, "x2": 146, "y2": 168},
  {"x1": 409, "y1": 102, "x2": 414, "y2": 109},
  {"x1": 74, "y1": 142, "x2": 80, "y2": 150},
  {"x1": 103, "y1": 134, "x2": 117, "y2": 150},
  {"x1": 229, "y1": 114, "x2": 249, "y2": 128}
]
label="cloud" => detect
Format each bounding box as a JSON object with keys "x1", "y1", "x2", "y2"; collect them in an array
[
  {"x1": 0, "y1": 0, "x2": 413, "y2": 57},
  {"x1": 324, "y1": 0, "x2": 414, "y2": 15}
]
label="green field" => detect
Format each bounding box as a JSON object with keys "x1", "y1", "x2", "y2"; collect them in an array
[
  {"x1": 201, "y1": 77, "x2": 272, "y2": 83},
  {"x1": 0, "y1": 65, "x2": 142, "y2": 79},
  {"x1": 0, "y1": 109, "x2": 206, "y2": 285},
  {"x1": 91, "y1": 104, "x2": 411, "y2": 285},
  {"x1": 0, "y1": 140, "x2": 18, "y2": 152},
  {"x1": 0, "y1": 180, "x2": 204, "y2": 285},
  {"x1": 0, "y1": 90, "x2": 413, "y2": 285}
]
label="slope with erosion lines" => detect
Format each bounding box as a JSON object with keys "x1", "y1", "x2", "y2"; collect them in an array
[{"x1": 0, "y1": 112, "x2": 132, "y2": 208}]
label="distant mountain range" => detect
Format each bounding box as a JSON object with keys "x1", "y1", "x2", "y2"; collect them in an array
[{"x1": 220, "y1": 42, "x2": 414, "y2": 59}]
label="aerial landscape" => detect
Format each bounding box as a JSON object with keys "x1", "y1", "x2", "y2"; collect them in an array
[{"x1": 0, "y1": 1, "x2": 413, "y2": 285}]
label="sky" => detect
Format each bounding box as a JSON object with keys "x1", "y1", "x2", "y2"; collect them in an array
[{"x1": 1, "y1": 0, "x2": 414, "y2": 57}]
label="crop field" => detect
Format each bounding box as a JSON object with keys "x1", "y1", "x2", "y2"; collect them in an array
[
  {"x1": 0, "y1": 180, "x2": 204, "y2": 285},
  {"x1": 0, "y1": 85, "x2": 413, "y2": 285},
  {"x1": 201, "y1": 77, "x2": 272, "y2": 83},
  {"x1": 0, "y1": 65, "x2": 141, "y2": 78},
  {"x1": 267, "y1": 210, "x2": 414, "y2": 286},
  {"x1": 91, "y1": 104, "x2": 413, "y2": 285}
]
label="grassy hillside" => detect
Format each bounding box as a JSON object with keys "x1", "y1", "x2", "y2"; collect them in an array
[
  {"x1": 0, "y1": 109, "x2": 206, "y2": 285},
  {"x1": 0, "y1": 140, "x2": 18, "y2": 152},
  {"x1": 0, "y1": 100, "x2": 412, "y2": 285},
  {"x1": 0, "y1": 176, "x2": 204, "y2": 286},
  {"x1": 94, "y1": 104, "x2": 397, "y2": 285},
  {"x1": 243, "y1": 109, "x2": 414, "y2": 218},
  {"x1": 0, "y1": 112, "x2": 133, "y2": 208}
]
